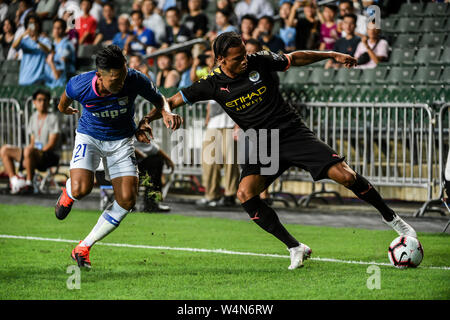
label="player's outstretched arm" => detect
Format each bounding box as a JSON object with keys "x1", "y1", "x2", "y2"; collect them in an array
[
  {"x1": 57, "y1": 91, "x2": 79, "y2": 115},
  {"x1": 288, "y1": 51, "x2": 357, "y2": 68},
  {"x1": 144, "y1": 92, "x2": 185, "y2": 126}
]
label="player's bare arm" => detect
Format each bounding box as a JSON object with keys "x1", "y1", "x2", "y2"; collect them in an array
[
  {"x1": 288, "y1": 50, "x2": 357, "y2": 68},
  {"x1": 57, "y1": 91, "x2": 79, "y2": 115},
  {"x1": 144, "y1": 92, "x2": 185, "y2": 126}
]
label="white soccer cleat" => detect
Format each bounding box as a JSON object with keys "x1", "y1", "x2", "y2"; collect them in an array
[
  {"x1": 287, "y1": 243, "x2": 312, "y2": 270},
  {"x1": 10, "y1": 175, "x2": 26, "y2": 194},
  {"x1": 383, "y1": 215, "x2": 417, "y2": 238}
]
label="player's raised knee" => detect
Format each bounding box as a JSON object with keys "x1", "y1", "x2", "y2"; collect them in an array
[{"x1": 70, "y1": 180, "x2": 92, "y2": 200}]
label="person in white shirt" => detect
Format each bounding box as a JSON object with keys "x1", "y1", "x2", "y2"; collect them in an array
[
  {"x1": 353, "y1": 21, "x2": 388, "y2": 69},
  {"x1": 142, "y1": 0, "x2": 166, "y2": 45}
]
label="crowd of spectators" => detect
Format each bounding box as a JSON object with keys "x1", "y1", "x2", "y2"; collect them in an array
[{"x1": 0, "y1": 0, "x2": 393, "y2": 89}]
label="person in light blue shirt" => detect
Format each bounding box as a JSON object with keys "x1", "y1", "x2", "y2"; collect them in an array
[
  {"x1": 112, "y1": 13, "x2": 132, "y2": 52},
  {"x1": 216, "y1": 9, "x2": 239, "y2": 35},
  {"x1": 45, "y1": 19, "x2": 76, "y2": 88},
  {"x1": 175, "y1": 50, "x2": 193, "y2": 89},
  {"x1": 11, "y1": 14, "x2": 52, "y2": 86}
]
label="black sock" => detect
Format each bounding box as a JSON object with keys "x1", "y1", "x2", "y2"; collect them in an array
[
  {"x1": 347, "y1": 173, "x2": 396, "y2": 222},
  {"x1": 241, "y1": 196, "x2": 300, "y2": 248}
]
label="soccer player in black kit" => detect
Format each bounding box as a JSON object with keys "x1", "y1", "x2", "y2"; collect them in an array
[{"x1": 145, "y1": 32, "x2": 417, "y2": 270}]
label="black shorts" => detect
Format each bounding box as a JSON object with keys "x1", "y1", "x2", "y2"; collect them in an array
[
  {"x1": 22, "y1": 150, "x2": 60, "y2": 172},
  {"x1": 240, "y1": 121, "x2": 345, "y2": 189}
]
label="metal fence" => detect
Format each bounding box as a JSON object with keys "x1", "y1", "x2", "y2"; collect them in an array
[
  {"x1": 0, "y1": 98, "x2": 23, "y2": 147},
  {"x1": 1, "y1": 94, "x2": 448, "y2": 217}
]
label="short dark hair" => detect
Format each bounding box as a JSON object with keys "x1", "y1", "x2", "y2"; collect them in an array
[
  {"x1": 241, "y1": 14, "x2": 257, "y2": 26},
  {"x1": 103, "y1": 2, "x2": 115, "y2": 10},
  {"x1": 131, "y1": 10, "x2": 143, "y2": 19},
  {"x1": 212, "y1": 32, "x2": 242, "y2": 59},
  {"x1": 25, "y1": 13, "x2": 42, "y2": 32},
  {"x1": 259, "y1": 15, "x2": 274, "y2": 26},
  {"x1": 343, "y1": 13, "x2": 357, "y2": 24},
  {"x1": 217, "y1": 9, "x2": 232, "y2": 18},
  {"x1": 32, "y1": 88, "x2": 51, "y2": 101},
  {"x1": 53, "y1": 18, "x2": 67, "y2": 31},
  {"x1": 324, "y1": 4, "x2": 338, "y2": 13},
  {"x1": 95, "y1": 45, "x2": 127, "y2": 71},
  {"x1": 166, "y1": 6, "x2": 180, "y2": 16},
  {"x1": 175, "y1": 50, "x2": 192, "y2": 59},
  {"x1": 245, "y1": 38, "x2": 262, "y2": 51},
  {"x1": 339, "y1": 0, "x2": 353, "y2": 9}
]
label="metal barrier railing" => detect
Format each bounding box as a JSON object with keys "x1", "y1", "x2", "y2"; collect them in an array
[
  {"x1": 0, "y1": 98, "x2": 23, "y2": 147},
  {"x1": 2, "y1": 92, "x2": 447, "y2": 218}
]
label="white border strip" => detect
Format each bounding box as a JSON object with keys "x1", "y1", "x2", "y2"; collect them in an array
[{"x1": 1, "y1": 234, "x2": 449, "y2": 270}]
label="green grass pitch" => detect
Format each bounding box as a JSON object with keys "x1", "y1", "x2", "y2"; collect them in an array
[{"x1": 0, "y1": 204, "x2": 449, "y2": 300}]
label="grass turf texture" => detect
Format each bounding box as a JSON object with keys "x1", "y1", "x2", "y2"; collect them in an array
[{"x1": 0, "y1": 204, "x2": 449, "y2": 300}]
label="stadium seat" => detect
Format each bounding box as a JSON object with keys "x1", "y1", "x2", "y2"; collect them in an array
[
  {"x1": 283, "y1": 67, "x2": 310, "y2": 84},
  {"x1": 397, "y1": 2, "x2": 424, "y2": 17},
  {"x1": 387, "y1": 48, "x2": 415, "y2": 65},
  {"x1": 381, "y1": 17, "x2": 397, "y2": 33},
  {"x1": 445, "y1": 18, "x2": 450, "y2": 31},
  {"x1": 334, "y1": 68, "x2": 360, "y2": 85},
  {"x1": 1, "y1": 60, "x2": 20, "y2": 73},
  {"x1": 424, "y1": 2, "x2": 449, "y2": 16},
  {"x1": 382, "y1": 67, "x2": 415, "y2": 85},
  {"x1": 359, "y1": 67, "x2": 388, "y2": 85},
  {"x1": 309, "y1": 68, "x2": 335, "y2": 85},
  {"x1": 395, "y1": 17, "x2": 422, "y2": 33},
  {"x1": 421, "y1": 17, "x2": 446, "y2": 33},
  {"x1": 3, "y1": 73, "x2": 19, "y2": 86},
  {"x1": 411, "y1": 66, "x2": 442, "y2": 85},
  {"x1": 414, "y1": 46, "x2": 441, "y2": 65},
  {"x1": 440, "y1": 67, "x2": 450, "y2": 85},
  {"x1": 393, "y1": 34, "x2": 420, "y2": 48},
  {"x1": 439, "y1": 47, "x2": 450, "y2": 65},
  {"x1": 419, "y1": 33, "x2": 447, "y2": 47}
]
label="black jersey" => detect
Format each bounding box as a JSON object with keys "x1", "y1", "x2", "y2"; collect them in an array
[{"x1": 180, "y1": 51, "x2": 302, "y2": 130}]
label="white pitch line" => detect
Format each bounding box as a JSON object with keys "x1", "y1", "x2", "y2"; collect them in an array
[{"x1": 1, "y1": 234, "x2": 449, "y2": 270}]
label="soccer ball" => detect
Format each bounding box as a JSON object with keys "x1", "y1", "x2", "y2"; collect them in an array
[{"x1": 388, "y1": 236, "x2": 423, "y2": 268}]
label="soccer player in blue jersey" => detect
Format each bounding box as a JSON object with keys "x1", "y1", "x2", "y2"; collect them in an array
[{"x1": 55, "y1": 45, "x2": 182, "y2": 269}]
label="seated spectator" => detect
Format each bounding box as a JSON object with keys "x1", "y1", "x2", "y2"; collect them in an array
[
  {"x1": 0, "y1": 18, "x2": 16, "y2": 60},
  {"x1": 288, "y1": 0, "x2": 320, "y2": 50},
  {"x1": 354, "y1": 21, "x2": 388, "y2": 69},
  {"x1": 217, "y1": 0, "x2": 238, "y2": 26},
  {"x1": 216, "y1": 9, "x2": 239, "y2": 35},
  {"x1": 190, "y1": 48, "x2": 214, "y2": 82},
  {"x1": 184, "y1": 0, "x2": 209, "y2": 38},
  {"x1": 319, "y1": 4, "x2": 340, "y2": 51},
  {"x1": 155, "y1": 53, "x2": 180, "y2": 88},
  {"x1": 234, "y1": 0, "x2": 274, "y2": 23},
  {"x1": 11, "y1": 14, "x2": 52, "y2": 86},
  {"x1": 45, "y1": 18, "x2": 76, "y2": 88},
  {"x1": 278, "y1": 0, "x2": 296, "y2": 52},
  {"x1": 130, "y1": 9, "x2": 157, "y2": 56},
  {"x1": 325, "y1": 13, "x2": 360, "y2": 69},
  {"x1": 239, "y1": 14, "x2": 257, "y2": 43},
  {"x1": 142, "y1": 0, "x2": 166, "y2": 45},
  {"x1": 0, "y1": 89, "x2": 61, "y2": 195},
  {"x1": 76, "y1": 0, "x2": 97, "y2": 45},
  {"x1": 161, "y1": 7, "x2": 192, "y2": 47},
  {"x1": 112, "y1": 14, "x2": 133, "y2": 54},
  {"x1": 128, "y1": 54, "x2": 156, "y2": 82},
  {"x1": 35, "y1": 0, "x2": 59, "y2": 20},
  {"x1": 94, "y1": 2, "x2": 119, "y2": 46},
  {"x1": 132, "y1": 0, "x2": 143, "y2": 12},
  {"x1": 245, "y1": 37, "x2": 261, "y2": 54},
  {"x1": 135, "y1": 140, "x2": 174, "y2": 212},
  {"x1": 175, "y1": 50, "x2": 193, "y2": 89},
  {"x1": 15, "y1": 0, "x2": 34, "y2": 30},
  {"x1": 337, "y1": 0, "x2": 367, "y2": 37},
  {"x1": 254, "y1": 16, "x2": 285, "y2": 53}
]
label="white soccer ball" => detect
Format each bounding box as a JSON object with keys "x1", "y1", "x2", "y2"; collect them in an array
[{"x1": 388, "y1": 236, "x2": 424, "y2": 268}]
